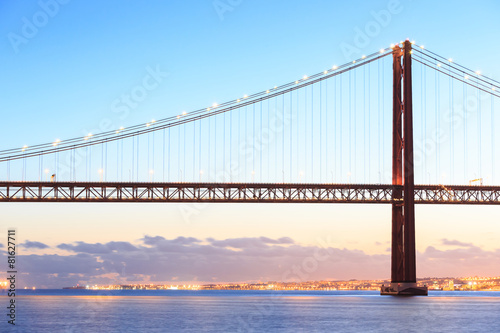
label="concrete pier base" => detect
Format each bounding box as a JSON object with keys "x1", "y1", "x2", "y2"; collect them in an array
[{"x1": 380, "y1": 283, "x2": 428, "y2": 296}]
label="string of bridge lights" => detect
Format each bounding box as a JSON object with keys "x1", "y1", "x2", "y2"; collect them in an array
[
  {"x1": 412, "y1": 47, "x2": 500, "y2": 98},
  {"x1": 0, "y1": 45, "x2": 396, "y2": 162},
  {"x1": 2, "y1": 40, "x2": 495, "y2": 163},
  {"x1": 419, "y1": 63, "x2": 500, "y2": 97}
]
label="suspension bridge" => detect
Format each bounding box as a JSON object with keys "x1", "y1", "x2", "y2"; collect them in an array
[{"x1": 2, "y1": 40, "x2": 499, "y2": 295}]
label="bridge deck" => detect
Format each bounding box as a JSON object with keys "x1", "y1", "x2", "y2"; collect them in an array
[{"x1": 1, "y1": 182, "x2": 499, "y2": 204}]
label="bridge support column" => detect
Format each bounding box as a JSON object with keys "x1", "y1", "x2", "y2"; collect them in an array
[{"x1": 381, "y1": 40, "x2": 427, "y2": 296}]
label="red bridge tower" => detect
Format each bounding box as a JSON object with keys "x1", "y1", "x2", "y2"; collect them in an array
[{"x1": 381, "y1": 40, "x2": 428, "y2": 296}]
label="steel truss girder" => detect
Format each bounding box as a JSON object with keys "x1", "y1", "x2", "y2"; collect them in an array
[{"x1": 1, "y1": 182, "x2": 500, "y2": 204}]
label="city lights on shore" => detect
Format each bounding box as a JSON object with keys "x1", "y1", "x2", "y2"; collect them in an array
[{"x1": 53, "y1": 276, "x2": 500, "y2": 292}]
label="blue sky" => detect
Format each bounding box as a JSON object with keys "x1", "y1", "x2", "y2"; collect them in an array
[{"x1": 1, "y1": 0, "x2": 500, "y2": 288}]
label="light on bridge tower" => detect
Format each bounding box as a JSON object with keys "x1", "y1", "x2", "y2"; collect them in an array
[{"x1": 381, "y1": 40, "x2": 428, "y2": 296}]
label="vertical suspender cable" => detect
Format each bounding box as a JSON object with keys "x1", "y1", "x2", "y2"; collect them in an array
[
  {"x1": 311, "y1": 84, "x2": 313, "y2": 182},
  {"x1": 420, "y1": 54, "x2": 424, "y2": 182},
  {"x1": 478, "y1": 87, "x2": 481, "y2": 180},
  {"x1": 214, "y1": 111, "x2": 217, "y2": 178},
  {"x1": 136, "y1": 136, "x2": 139, "y2": 181},
  {"x1": 304, "y1": 84, "x2": 307, "y2": 181},
  {"x1": 320, "y1": 80, "x2": 322, "y2": 182},
  {"x1": 85, "y1": 146, "x2": 88, "y2": 181},
  {"x1": 276, "y1": 96, "x2": 279, "y2": 181},
  {"x1": 163, "y1": 129, "x2": 165, "y2": 182},
  {"x1": 121, "y1": 138, "x2": 123, "y2": 181},
  {"x1": 208, "y1": 113, "x2": 211, "y2": 179},
  {"x1": 268, "y1": 99, "x2": 271, "y2": 181},
  {"x1": 283, "y1": 93, "x2": 286, "y2": 183},
  {"x1": 153, "y1": 131, "x2": 155, "y2": 181},
  {"x1": 89, "y1": 141, "x2": 92, "y2": 182},
  {"x1": 260, "y1": 101, "x2": 262, "y2": 182},
  {"x1": 382, "y1": 59, "x2": 385, "y2": 182},
  {"x1": 168, "y1": 128, "x2": 171, "y2": 181},
  {"x1": 178, "y1": 125, "x2": 181, "y2": 181},
  {"x1": 424, "y1": 63, "x2": 428, "y2": 182},
  {"x1": 253, "y1": 103, "x2": 255, "y2": 179},
  {"x1": 368, "y1": 64, "x2": 370, "y2": 183},
  {"x1": 326, "y1": 79, "x2": 329, "y2": 182},
  {"x1": 464, "y1": 82, "x2": 467, "y2": 183},
  {"x1": 435, "y1": 70, "x2": 439, "y2": 183},
  {"x1": 183, "y1": 122, "x2": 186, "y2": 181},
  {"x1": 290, "y1": 91, "x2": 292, "y2": 182},
  {"x1": 363, "y1": 67, "x2": 366, "y2": 182},
  {"x1": 224, "y1": 108, "x2": 227, "y2": 181},
  {"x1": 117, "y1": 137, "x2": 119, "y2": 180},
  {"x1": 450, "y1": 69, "x2": 454, "y2": 182},
  {"x1": 354, "y1": 67, "x2": 357, "y2": 183},
  {"x1": 492, "y1": 94, "x2": 495, "y2": 184},
  {"x1": 245, "y1": 106, "x2": 247, "y2": 182},
  {"x1": 132, "y1": 135, "x2": 135, "y2": 181},
  {"x1": 349, "y1": 71, "x2": 352, "y2": 181},
  {"x1": 296, "y1": 90, "x2": 299, "y2": 181},
  {"x1": 148, "y1": 133, "x2": 150, "y2": 178},
  {"x1": 334, "y1": 76, "x2": 337, "y2": 182},
  {"x1": 230, "y1": 108, "x2": 232, "y2": 182},
  {"x1": 105, "y1": 141, "x2": 108, "y2": 181},
  {"x1": 340, "y1": 75, "x2": 343, "y2": 181},
  {"x1": 198, "y1": 120, "x2": 201, "y2": 181},
  {"x1": 378, "y1": 60, "x2": 381, "y2": 182},
  {"x1": 193, "y1": 121, "x2": 196, "y2": 181},
  {"x1": 101, "y1": 140, "x2": 104, "y2": 178}
]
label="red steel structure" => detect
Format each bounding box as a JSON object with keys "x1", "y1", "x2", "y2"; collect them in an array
[
  {"x1": 1, "y1": 182, "x2": 499, "y2": 204},
  {"x1": 383, "y1": 40, "x2": 426, "y2": 295}
]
